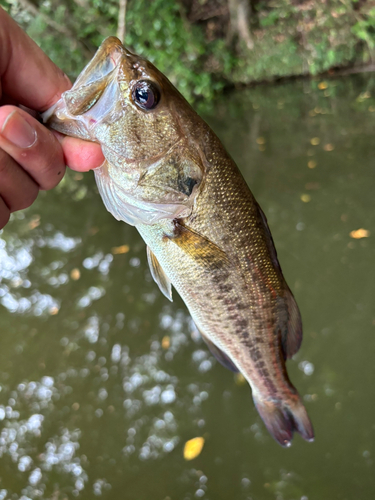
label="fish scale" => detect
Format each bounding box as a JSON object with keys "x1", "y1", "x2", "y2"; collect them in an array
[{"x1": 44, "y1": 36, "x2": 314, "y2": 447}]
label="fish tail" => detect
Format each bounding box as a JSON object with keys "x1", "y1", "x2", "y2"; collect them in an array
[{"x1": 253, "y1": 394, "x2": 314, "y2": 447}]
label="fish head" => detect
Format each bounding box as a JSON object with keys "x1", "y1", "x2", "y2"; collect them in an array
[{"x1": 43, "y1": 37, "x2": 204, "y2": 225}]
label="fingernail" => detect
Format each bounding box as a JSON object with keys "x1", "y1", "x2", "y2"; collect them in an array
[{"x1": 0, "y1": 111, "x2": 37, "y2": 148}]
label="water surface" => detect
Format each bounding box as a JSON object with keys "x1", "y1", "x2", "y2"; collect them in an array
[{"x1": 0, "y1": 75, "x2": 374, "y2": 499}]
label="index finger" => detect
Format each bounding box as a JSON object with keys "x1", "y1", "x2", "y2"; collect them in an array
[{"x1": 0, "y1": 8, "x2": 71, "y2": 111}]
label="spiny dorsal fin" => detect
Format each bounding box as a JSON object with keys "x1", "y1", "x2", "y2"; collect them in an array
[
  {"x1": 278, "y1": 290, "x2": 302, "y2": 360},
  {"x1": 199, "y1": 329, "x2": 239, "y2": 373},
  {"x1": 146, "y1": 246, "x2": 172, "y2": 302}
]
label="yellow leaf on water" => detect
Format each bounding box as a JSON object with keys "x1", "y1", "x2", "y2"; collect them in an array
[
  {"x1": 112, "y1": 245, "x2": 130, "y2": 255},
  {"x1": 183, "y1": 437, "x2": 205, "y2": 461},
  {"x1": 318, "y1": 81, "x2": 328, "y2": 90},
  {"x1": 70, "y1": 268, "x2": 81, "y2": 280},
  {"x1": 323, "y1": 143, "x2": 334, "y2": 151},
  {"x1": 28, "y1": 215, "x2": 40, "y2": 230},
  {"x1": 308, "y1": 160, "x2": 317, "y2": 169},
  {"x1": 235, "y1": 373, "x2": 246, "y2": 386},
  {"x1": 162, "y1": 336, "x2": 170, "y2": 349},
  {"x1": 350, "y1": 229, "x2": 370, "y2": 239},
  {"x1": 310, "y1": 137, "x2": 320, "y2": 146},
  {"x1": 300, "y1": 194, "x2": 311, "y2": 203},
  {"x1": 256, "y1": 137, "x2": 266, "y2": 145}
]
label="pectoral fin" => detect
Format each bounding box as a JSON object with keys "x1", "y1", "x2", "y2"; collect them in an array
[
  {"x1": 199, "y1": 330, "x2": 239, "y2": 373},
  {"x1": 147, "y1": 246, "x2": 172, "y2": 302},
  {"x1": 167, "y1": 222, "x2": 229, "y2": 266}
]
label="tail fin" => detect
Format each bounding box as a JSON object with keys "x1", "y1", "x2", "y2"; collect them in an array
[{"x1": 253, "y1": 394, "x2": 314, "y2": 447}]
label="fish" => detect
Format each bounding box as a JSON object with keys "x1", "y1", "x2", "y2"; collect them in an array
[{"x1": 43, "y1": 37, "x2": 314, "y2": 447}]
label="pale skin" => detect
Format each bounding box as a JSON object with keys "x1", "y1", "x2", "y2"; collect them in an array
[{"x1": 0, "y1": 8, "x2": 103, "y2": 229}]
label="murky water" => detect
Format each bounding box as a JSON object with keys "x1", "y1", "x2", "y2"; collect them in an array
[{"x1": 0, "y1": 75, "x2": 374, "y2": 499}]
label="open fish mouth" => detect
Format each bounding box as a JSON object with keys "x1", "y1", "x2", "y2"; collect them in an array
[{"x1": 42, "y1": 37, "x2": 203, "y2": 226}]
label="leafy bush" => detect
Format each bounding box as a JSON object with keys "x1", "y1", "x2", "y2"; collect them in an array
[{"x1": 3, "y1": 0, "x2": 375, "y2": 101}]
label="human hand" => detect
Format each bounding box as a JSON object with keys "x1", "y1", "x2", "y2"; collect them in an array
[{"x1": 0, "y1": 8, "x2": 104, "y2": 229}]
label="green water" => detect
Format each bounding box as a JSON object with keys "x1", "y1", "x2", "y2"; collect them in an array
[{"x1": 0, "y1": 75, "x2": 374, "y2": 499}]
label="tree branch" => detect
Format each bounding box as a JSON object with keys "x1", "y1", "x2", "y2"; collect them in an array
[
  {"x1": 116, "y1": 0, "x2": 127, "y2": 43},
  {"x1": 18, "y1": 0, "x2": 93, "y2": 58}
]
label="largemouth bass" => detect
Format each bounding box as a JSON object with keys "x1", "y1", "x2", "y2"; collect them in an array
[{"x1": 43, "y1": 37, "x2": 314, "y2": 447}]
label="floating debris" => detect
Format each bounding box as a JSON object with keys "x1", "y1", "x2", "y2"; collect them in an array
[
  {"x1": 235, "y1": 373, "x2": 247, "y2": 386},
  {"x1": 300, "y1": 194, "x2": 311, "y2": 203},
  {"x1": 308, "y1": 160, "x2": 317, "y2": 169},
  {"x1": 349, "y1": 229, "x2": 370, "y2": 239},
  {"x1": 112, "y1": 245, "x2": 130, "y2": 254},
  {"x1": 323, "y1": 144, "x2": 334, "y2": 151},
  {"x1": 183, "y1": 437, "x2": 205, "y2": 460},
  {"x1": 318, "y1": 81, "x2": 328, "y2": 90},
  {"x1": 28, "y1": 215, "x2": 40, "y2": 230},
  {"x1": 162, "y1": 336, "x2": 170, "y2": 349},
  {"x1": 70, "y1": 268, "x2": 81, "y2": 280},
  {"x1": 310, "y1": 137, "x2": 320, "y2": 146}
]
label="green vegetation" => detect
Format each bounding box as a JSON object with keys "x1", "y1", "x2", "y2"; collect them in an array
[{"x1": 3, "y1": 0, "x2": 375, "y2": 101}]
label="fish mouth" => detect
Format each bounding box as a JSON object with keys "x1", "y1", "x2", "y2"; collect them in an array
[
  {"x1": 43, "y1": 37, "x2": 199, "y2": 226},
  {"x1": 42, "y1": 38, "x2": 130, "y2": 134}
]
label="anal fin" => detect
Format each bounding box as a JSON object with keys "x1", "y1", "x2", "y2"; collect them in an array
[
  {"x1": 199, "y1": 330, "x2": 239, "y2": 373},
  {"x1": 147, "y1": 246, "x2": 172, "y2": 302}
]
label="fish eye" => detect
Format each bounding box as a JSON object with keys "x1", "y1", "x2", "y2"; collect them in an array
[{"x1": 132, "y1": 80, "x2": 160, "y2": 110}]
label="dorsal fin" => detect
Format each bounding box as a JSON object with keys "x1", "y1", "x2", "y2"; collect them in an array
[
  {"x1": 146, "y1": 246, "x2": 173, "y2": 302},
  {"x1": 199, "y1": 330, "x2": 239, "y2": 372},
  {"x1": 256, "y1": 202, "x2": 281, "y2": 271},
  {"x1": 257, "y1": 203, "x2": 303, "y2": 359},
  {"x1": 277, "y1": 291, "x2": 303, "y2": 360}
]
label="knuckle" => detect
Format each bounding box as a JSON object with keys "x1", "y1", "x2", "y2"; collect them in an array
[
  {"x1": 14, "y1": 184, "x2": 39, "y2": 211},
  {"x1": 33, "y1": 134, "x2": 66, "y2": 190},
  {"x1": 0, "y1": 201, "x2": 10, "y2": 230},
  {"x1": 39, "y1": 161, "x2": 66, "y2": 190},
  {"x1": 0, "y1": 150, "x2": 9, "y2": 176}
]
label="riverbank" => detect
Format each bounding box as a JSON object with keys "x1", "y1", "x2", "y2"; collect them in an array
[{"x1": 4, "y1": 0, "x2": 375, "y2": 102}]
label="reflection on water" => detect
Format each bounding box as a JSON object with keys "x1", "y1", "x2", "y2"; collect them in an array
[{"x1": 1, "y1": 75, "x2": 375, "y2": 499}]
